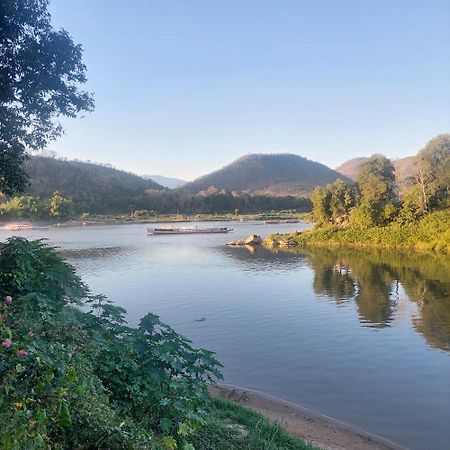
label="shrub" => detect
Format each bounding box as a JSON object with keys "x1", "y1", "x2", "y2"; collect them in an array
[{"x1": 0, "y1": 237, "x2": 221, "y2": 449}]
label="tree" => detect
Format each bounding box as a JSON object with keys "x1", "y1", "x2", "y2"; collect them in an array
[
  {"x1": 354, "y1": 154, "x2": 397, "y2": 226},
  {"x1": 415, "y1": 134, "x2": 450, "y2": 211},
  {"x1": 311, "y1": 180, "x2": 357, "y2": 226},
  {"x1": 49, "y1": 191, "x2": 73, "y2": 218},
  {"x1": 0, "y1": 0, "x2": 93, "y2": 194},
  {"x1": 311, "y1": 185, "x2": 332, "y2": 225}
]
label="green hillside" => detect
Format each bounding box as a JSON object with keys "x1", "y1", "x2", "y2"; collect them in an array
[
  {"x1": 24, "y1": 156, "x2": 164, "y2": 213},
  {"x1": 182, "y1": 153, "x2": 349, "y2": 196}
]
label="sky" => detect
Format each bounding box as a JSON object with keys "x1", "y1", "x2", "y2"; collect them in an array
[{"x1": 48, "y1": 0, "x2": 450, "y2": 181}]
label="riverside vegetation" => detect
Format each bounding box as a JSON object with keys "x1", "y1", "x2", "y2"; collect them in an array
[
  {"x1": 267, "y1": 134, "x2": 450, "y2": 252},
  {"x1": 0, "y1": 237, "x2": 317, "y2": 450}
]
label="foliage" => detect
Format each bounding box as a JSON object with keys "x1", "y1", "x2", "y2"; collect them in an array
[
  {"x1": 310, "y1": 136, "x2": 449, "y2": 233},
  {"x1": 0, "y1": 0, "x2": 93, "y2": 194},
  {"x1": 191, "y1": 397, "x2": 319, "y2": 450},
  {"x1": 311, "y1": 179, "x2": 357, "y2": 225},
  {"x1": 267, "y1": 211, "x2": 450, "y2": 253},
  {"x1": 0, "y1": 238, "x2": 222, "y2": 449},
  {"x1": 415, "y1": 133, "x2": 450, "y2": 211},
  {"x1": 352, "y1": 154, "x2": 397, "y2": 227},
  {"x1": 49, "y1": 192, "x2": 73, "y2": 218}
]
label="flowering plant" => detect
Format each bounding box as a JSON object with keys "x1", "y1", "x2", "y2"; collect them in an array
[{"x1": 0, "y1": 238, "x2": 221, "y2": 449}]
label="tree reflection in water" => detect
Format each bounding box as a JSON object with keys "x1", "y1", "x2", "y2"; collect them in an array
[
  {"x1": 225, "y1": 245, "x2": 450, "y2": 352},
  {"x1": 304, "y1": 247, "x2": 450, "y2": 350}
]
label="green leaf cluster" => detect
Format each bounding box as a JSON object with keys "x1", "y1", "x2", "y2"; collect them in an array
[{"x1": 0, "y1": 238, "x2": 222, "y2": 449}]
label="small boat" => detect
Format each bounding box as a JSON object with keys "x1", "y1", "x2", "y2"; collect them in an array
[
  {"x1": 265, "y1": 220, "x2": 280, "y2": 224},
  {"x1": 284, "y1": 219, "x2": 299, "y2": 223},
  {"x1": 3, "y1": 223, "x2": 34, "y2": 231},
  {"x1": 148, "y1": 226, "x2": 232, "y2": 235}
]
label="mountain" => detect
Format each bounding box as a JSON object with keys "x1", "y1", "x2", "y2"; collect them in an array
[
  {"x1": 336, "y1": 156, "x2": 417, "y2": 194},
  {"x1": 181, "y1": 154, "x2": 348, "y2": 197},
  {"x1": 145, "y1": 175, "x2": 187, "y2": 189},
  {"x1": 24, "y1": 156, "x2": 164, "y2": 212},
  {"x1": 335, "y1": 157, "x2": 369, "y2": 180}
]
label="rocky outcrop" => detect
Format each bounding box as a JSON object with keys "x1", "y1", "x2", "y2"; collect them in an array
[
  {"x1": 227, "y1": 234, "x2": 263, "y2": 247},
  {"x1": 244, "y1": 235, "x2": 263, "y2": 245}
]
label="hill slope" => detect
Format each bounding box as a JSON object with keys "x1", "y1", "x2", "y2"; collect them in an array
[
  {"x1": 182, "y1": 154, "x2": 348, "y2": 196},
  {"x1": 24, "y1": 157, "x2": 164, "y2": 213}
]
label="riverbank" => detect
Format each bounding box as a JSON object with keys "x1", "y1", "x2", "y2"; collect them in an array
[
  {"x1": 0, "y1": 211, "x2": 310, "y2": 228},
  {"x1": 265, "y1": 211, "x2": 450, "y2": 253},
  {"x1": 209, "y1": 385, "x2": 407, "y2": 450}
]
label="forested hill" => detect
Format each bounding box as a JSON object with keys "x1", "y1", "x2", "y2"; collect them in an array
[
  {"x1": 181, "y1": 153, "x2": 348, "y2": 196},
  {"x1": 24, "y1": 156, "x2": 164, "y2": 212},
  {"x1": 337, "y1": 156, "x2": 416, "y2": 182}
]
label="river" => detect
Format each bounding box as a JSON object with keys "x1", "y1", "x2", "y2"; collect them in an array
[{"x1": 1, "y1": 221, "x2": 449, "y2": 450}]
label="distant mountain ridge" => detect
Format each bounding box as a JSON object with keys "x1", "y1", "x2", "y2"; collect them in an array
[
  {"x1": 24, "y1": 156, "x2": 164, "y2": 213},
  {"x1": 181, "y1": 153, "x2": 349, "y2": 196},
  {"x1": 145, "y1": 175, "x2": 187, "y2": 189}
]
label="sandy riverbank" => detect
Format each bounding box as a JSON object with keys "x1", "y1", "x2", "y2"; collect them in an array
[{"x1": 209, "y1": 384, "x2": 408, "y2": 450}]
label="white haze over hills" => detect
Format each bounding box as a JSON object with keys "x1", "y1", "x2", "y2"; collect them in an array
[{"x1": 144, "y1": 175, "x2": 187, "y2": 189}]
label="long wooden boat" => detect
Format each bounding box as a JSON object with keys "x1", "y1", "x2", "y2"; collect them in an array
[
  {"x1": 148, "y1": 226, "x2": 232, "y2": 235},
  {"x1": 3, "y1": 223, "x2": 34, "y2": 231}
]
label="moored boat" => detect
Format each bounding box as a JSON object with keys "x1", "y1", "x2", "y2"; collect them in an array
[
  {"x1": 3, "y1": 223, "x2": 34, "y2": 231},
  {"x1": 148, "y1": 226, "x2": 232, "y2": 235}
]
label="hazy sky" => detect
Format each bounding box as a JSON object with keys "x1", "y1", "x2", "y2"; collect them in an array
[{"x1": 49, "y1": 0, "x2": 450, "y2": 181}]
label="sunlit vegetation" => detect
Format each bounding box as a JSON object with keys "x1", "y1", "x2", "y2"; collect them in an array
[
  {"x1": 270, "y1": 134, "x2": 450, "y2": 252},
  {"x1": 191, "y1": 397, "x2": 318, "y2": 450},
  {"x1": 0, "y1": 238, "x2": 222, "y2": 448}
]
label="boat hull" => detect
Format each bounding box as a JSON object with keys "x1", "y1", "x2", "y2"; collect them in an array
[{"x1": 148, "y1": 227, "x2": 232, "y2": 235}]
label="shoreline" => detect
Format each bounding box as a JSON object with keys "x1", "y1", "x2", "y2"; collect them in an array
[
  {"x1": 209, "y1": 384, "x2": 408, "y2": 450},
  {"x1": 0, "y1": 214, "x2": 309, "y2": 229}
]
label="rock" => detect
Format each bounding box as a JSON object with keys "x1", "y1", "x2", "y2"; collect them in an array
[
  {"x1": 264, "y1": 238, "x2": 280, "y2": 248},
  {"x1": 279, "y1": 239, "x2": 296, "y2": 248},
  {"x1": 226, "y1": 234, "x2": 263, "y2": 247},
  {"x1": 226, "y1": 239, "x2": 246, "y2": 246},
  {"x1": 244, "y1": 234, "x2": 263, "y2": 245}
]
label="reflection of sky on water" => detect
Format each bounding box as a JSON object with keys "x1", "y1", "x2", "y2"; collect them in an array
[{"x1": 1, "y1": 223, "x2": 449, "y2": 450}]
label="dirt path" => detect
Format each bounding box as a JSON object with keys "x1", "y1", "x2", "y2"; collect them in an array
[{"x1": 209, "y1": 384, "x2": 408, "y2": 450}]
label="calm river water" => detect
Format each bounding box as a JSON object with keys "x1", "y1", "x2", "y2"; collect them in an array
[{"x1": 1, "y1": 222, "x2": 449, "y2": 450}]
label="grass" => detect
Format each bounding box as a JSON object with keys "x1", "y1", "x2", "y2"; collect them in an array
[
  {"x1": 191, "y1": 397, "x2": 319, "y2": 450},
  {"x1": 266, "y1": 211, "x2": 450, "y2": 253}
]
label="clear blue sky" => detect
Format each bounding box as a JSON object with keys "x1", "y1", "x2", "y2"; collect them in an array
[{"x1": 49, "y1": 0, "x2": 450, "y2": 180}]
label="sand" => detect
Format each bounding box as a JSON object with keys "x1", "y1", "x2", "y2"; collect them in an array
[{"x1": 209, "y1": 384, "x2": 408, "y2": 450}]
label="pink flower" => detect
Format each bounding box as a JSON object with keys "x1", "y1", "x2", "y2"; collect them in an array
[
  {"x1": 28, "y1": 331, "x2": 34, "y2": 337},
  {"x1": 4, "y1": 296, "x2": 12, "y2": 304},
  {"x1": 2, "y1": 339, "x2": 12, "y2": 348},
  {"x1": 17, "y1": 350, "x2": 28, "y2": 357}
]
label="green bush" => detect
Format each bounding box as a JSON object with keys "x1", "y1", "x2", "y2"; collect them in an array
[
  {"x1": 0, "y1": 238, "x2": 221, "y2": 449},
  {"x1": 268, "y1": 211, "x2": 450, "y2": 252}
]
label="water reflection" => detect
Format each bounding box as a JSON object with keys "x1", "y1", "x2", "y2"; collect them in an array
[
  {"x1": 304, "y1": 248, "x2": 450, "y2": 351},
  {"x1": 225, "y1": 245, "x2": 450, "y2": 352},
  {"x1": 218, "y1": 245, "x2": 308, "y2": 273}
]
